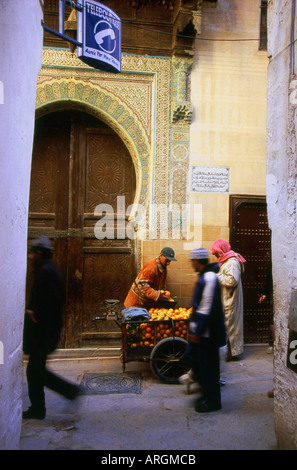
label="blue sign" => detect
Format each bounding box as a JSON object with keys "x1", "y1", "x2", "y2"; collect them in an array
[{"x1": 78, "y1": 0, "x2": 121, "y2": 73}]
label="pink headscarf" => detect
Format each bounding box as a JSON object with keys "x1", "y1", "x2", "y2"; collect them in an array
[{"x1": 210, "y1": 239, "x2": 246, "y2": 272}]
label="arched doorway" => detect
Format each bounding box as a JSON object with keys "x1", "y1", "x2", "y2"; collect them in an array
[{"x1": 27, "y1": 109, "x2": 137, "y2": 348}]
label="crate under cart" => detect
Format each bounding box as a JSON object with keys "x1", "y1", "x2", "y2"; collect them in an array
[{"x1": 121, "y1": 316, "x2": 191, "y2": 383}]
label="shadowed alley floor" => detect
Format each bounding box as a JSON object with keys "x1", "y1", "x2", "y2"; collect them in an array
[{"x1": 20, "y1": 345, "x2": 276, "y2": 451}]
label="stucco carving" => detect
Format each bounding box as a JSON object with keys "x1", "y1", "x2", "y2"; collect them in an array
[
  {"x1": 36, "y1": 77, "x2": 150, "y2": 208},
  {"x1": 170, "y1": 57, "x2": 193, "y2": 208},
  {"x1": 40, "y1": 49, "x2": 173, "y2": 210},
  {"x1": 38, "y1": 49, "x2": 192, "y2": 235}
]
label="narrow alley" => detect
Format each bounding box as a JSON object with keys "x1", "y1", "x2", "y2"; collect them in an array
[{"x1": 20, "y1": 346, "x2": 276, "y2": 451}]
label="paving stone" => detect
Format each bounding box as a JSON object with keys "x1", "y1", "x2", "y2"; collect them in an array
[{"x1": 20, "y1": 346, "x2": 277, "y2": 450}]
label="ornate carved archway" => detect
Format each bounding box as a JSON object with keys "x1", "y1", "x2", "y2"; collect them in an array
[{"x1": 35, "y1": 78, "x2": 152, "y2": 209}]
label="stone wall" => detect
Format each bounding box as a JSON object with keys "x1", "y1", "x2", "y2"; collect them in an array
[
  {"x1": 267, "y1": 0, "x2": 297, "y2": 450},
  {"x1": 0, "y1": 0, "x2": 43, "y2": 449}
]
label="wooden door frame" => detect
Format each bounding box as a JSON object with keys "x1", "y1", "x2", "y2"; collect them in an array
[{"x1": 29, "y1": 109, "x2": 138, "y2": 349}]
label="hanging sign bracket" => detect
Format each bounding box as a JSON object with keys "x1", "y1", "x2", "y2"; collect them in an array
[{"x1": 41, "y1": 0, "x2": 83, "y2": 47}]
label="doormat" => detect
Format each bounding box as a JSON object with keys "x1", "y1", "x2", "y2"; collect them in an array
[{"x1": 79, "y1": 372, "x2": 142, "y2": 395}]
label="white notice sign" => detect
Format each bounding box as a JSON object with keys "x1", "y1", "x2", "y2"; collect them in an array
[{"x1": 191, "y1": 166, "x2": 230, "y2": 193}]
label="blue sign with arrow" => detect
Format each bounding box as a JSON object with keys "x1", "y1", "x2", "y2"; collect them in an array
[{"x1": 78, "y1": 0, "x2": 121, "y2": 73}]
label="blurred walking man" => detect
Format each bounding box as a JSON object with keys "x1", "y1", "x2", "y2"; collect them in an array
[{"x1": 23, "y1": 236, "x2": 79, "y2": 419}]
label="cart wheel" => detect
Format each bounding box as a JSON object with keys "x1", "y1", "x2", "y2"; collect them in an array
[{"x1": 150, "y1": 337, "x2": 190, "y2": 384}]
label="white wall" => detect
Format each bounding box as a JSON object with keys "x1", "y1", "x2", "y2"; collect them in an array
[
  {"x1": 0, "y1": 0, "x2": 43, "y2": 449},
  {"x1": 267, "y1": 0, "x2": 297, "y2": 449}
]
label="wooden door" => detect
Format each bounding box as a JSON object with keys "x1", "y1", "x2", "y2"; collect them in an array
[
  {"x1": 28, "y1": 110, "x2": 137, "y2": 348},
  {"x1": 27, "y1": 112, "x2": 70, "y2": 349},
  {"x1": 229, "y1": 196, "x2": 272, "y2": 343}
]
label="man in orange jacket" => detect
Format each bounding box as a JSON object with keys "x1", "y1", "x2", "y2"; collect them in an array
[{"x1": 124, "y1": 247, "x2": 177, "y2": 309}]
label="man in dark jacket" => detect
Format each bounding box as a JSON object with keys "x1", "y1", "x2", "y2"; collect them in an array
[
  {"x1": 185, "y1": 248, "x2": 226, "y2": 413},
  {"x1": 23, "y1": 236, "x2": 79, "y2": 420}
]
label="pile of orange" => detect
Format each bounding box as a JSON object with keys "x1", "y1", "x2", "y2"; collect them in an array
[
  {"x1": 148, "y1": 306, "x2": 192, "y2": 321},
  {"x1": 124, "y1": 306, "x2": 192, "y2": 350},
  {"x1": 138, "y1": 323, "x2": 155, "y2": 347}
]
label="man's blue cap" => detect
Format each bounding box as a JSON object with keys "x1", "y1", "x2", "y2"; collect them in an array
[{"x1": 160, "y1": 247, "x2": 177, "y2": 261}]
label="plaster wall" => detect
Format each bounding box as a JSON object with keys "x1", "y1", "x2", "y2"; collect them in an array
[
  {"x1": 267, "y1": 0, "x2": 297, "y2": 450},
  {"x1": 0, "y1": 0, "x2": 43, "y2": 449},
  {"x1": 190, "y1": 0, "x2": 268, "y2": 247}
]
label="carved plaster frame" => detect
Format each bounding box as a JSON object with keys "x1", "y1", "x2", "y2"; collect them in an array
[
  {"x1": 35, "y1": 77, "x2": 151, "y2": 213},
  {"x1": 36, "y1": 49, "x2": 192, "y2": 251}
]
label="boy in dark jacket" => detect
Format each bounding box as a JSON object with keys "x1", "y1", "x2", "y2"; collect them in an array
[{"x1": 185, "y1": 248, "x2": 226, "y2": 413}]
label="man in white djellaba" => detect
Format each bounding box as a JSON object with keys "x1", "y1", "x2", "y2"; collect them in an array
[{"x1": 210, "y1": 239, "x2": 246, "y2": 362}]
